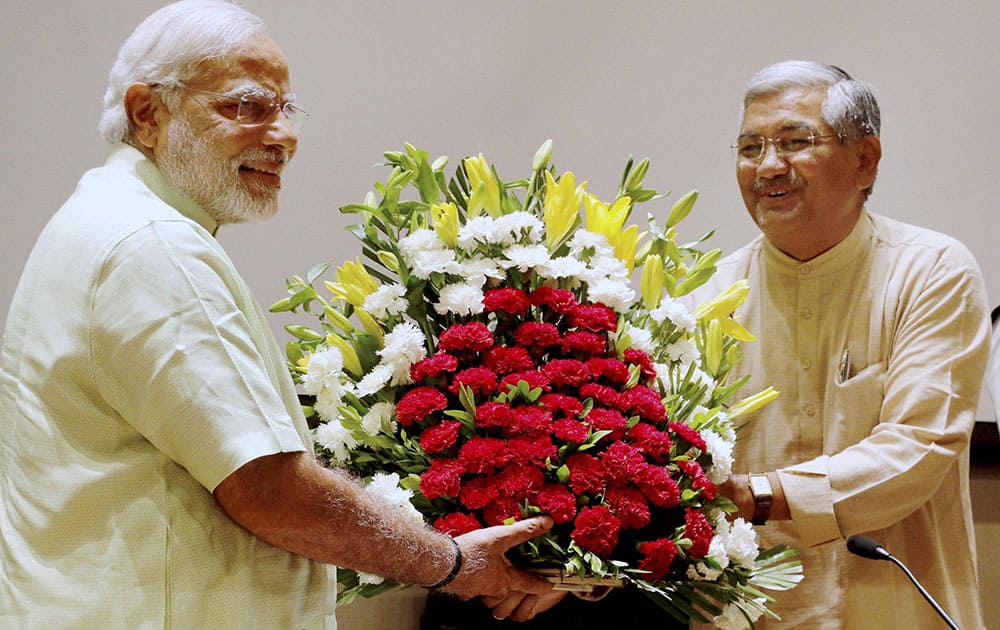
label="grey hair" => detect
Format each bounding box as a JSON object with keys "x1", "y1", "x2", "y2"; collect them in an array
[
  {"x1": 98, "y1": 0, "x2": 268, "y2": 145},
  {"x1": 741, "y1": 60, "x2": 881, "y2": 197}
]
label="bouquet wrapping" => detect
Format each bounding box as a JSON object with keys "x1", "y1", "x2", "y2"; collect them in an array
[{"x1": 273, "y1": 142, "x2": 801, "y2": 628}]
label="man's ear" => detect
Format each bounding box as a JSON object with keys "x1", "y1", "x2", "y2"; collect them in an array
[
  {"x1": 855, "y1": 135, "x2": 881, "y2": 192},
  {"x1": 124, "y1": 83, "x2": 170, "y2": 152}
]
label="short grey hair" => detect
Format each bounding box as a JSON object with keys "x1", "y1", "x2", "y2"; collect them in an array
[
  {"x1": 741, "y1": 60, "x2": 881, "y2": 198},
  {"x1": 98, "y1": 0, "x2": 268, "y2": 145}
]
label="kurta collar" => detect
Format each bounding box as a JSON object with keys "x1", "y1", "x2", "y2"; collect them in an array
[
  {"x1": 107, "y1": 143, "x2": 219, "y2": 236},
  {"x1": 762, "y1": 210, "x2": 873, "y2": 277}
]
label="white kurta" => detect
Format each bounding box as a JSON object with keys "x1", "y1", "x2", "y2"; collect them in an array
[
  {"x1": 692, "y1": 211, "x2": 987, "y2": 628},
  {"x1": 0, "y1": 144, "x2": 335, "y2": 628}
]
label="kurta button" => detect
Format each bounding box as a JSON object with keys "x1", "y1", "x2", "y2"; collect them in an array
[
  {"x1": 801, "y1": 308, "x2": 813, "y2": 319},
  {"x1": 804, "y1": 405, "x2": 816, "y2": 416}
]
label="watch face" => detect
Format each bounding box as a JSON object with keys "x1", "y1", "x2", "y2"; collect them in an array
[{"x1": 750, "y1": 475, "x2": 771, "y2": 496}]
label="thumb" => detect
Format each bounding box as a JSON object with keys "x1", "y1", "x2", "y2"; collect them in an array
[{"x1": 495, "y1": 516, "x2": 553, "y2": 550}]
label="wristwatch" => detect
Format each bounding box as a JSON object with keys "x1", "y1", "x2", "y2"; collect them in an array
[{"x1": 748, "y1": 473, "x2": 773, "y2": 526}]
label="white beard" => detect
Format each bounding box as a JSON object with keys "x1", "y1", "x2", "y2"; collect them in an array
[{"x1": 157, "y1": 117, "x2": 284, "y2": 225}]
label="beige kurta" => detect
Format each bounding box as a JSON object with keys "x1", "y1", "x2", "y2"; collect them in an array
[
  {"x1": 0, "y1": 144, "x2": 335, "y2": 628},
  {"x1": 694, "y1": 211, "x2": 987, "y2": 628}
]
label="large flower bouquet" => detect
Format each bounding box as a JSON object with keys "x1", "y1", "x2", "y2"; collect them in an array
[{"x1": 272, "y1": 142, "x2": 801, "y2": 628}]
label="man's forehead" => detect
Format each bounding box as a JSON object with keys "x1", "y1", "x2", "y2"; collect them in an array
[
  {"x1": 740, "y1": 87, "x2": 826, "y2": 133},
  {"x1": 188, "y1": 34, "x2": 291, "y2": 92}
]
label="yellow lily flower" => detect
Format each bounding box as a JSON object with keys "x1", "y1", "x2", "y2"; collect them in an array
[
  {"x1": 430, "y1": 202, "x2": 459, "y2": 247},
  {"x1": 718, "y1": 318, "x2": 756, "y2": 342},
  {"x1": 543, "y1": 170, "x2": 585, "y2": 250},
  {"x1": 583, "y1": 193, "x2": 632, "y2": 248},
  {"x1": 463, "y1": 154, "x2": 500, "y2": 217},
  {"x1": 614, "y1": 224, "x2": 643, "y2": 275},
  {"x1": 326, "y1": 258, "x2": 379, "y2": 308},
  {"x1": 325, "y1": 334, "x2": 363, "y2": 376},
  {"x1": 355, "y1": 308, "x2": 385, "y2": 345},
  {"x1": 728, "y1": 386, "x2": 780, "y2": 418},
  {"x1": 641, "y1": 254, "x2": 664, "y2": 310},
  {"x1": 694, "y1": 280, "x2": 750, "y2": 322},
  {"x1": 704, "y1": 319, "x2": 723, "y2": 376}
]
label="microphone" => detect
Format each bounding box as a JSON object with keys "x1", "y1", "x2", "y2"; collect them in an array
[{"x1": 846, "y1": 535, "x2": 960, "y2": 630}]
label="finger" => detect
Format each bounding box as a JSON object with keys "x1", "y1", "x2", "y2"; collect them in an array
[
  {"x1": 507, "y1": 594, "x2": 539, "y2": 622},
  {"x1": 488, "y1": 593, "x2": 527, "y2": 621},
  {"x1": 493, "y1": 515, "x2": 554, "y2": 549},
  {"x1": 505, "y1": 567, "x2": 556, "y2": 595}
]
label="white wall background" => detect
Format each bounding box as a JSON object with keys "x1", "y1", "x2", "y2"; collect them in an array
[{"x1": 2, "y1": 1, "x2": 998, "y2": 339}]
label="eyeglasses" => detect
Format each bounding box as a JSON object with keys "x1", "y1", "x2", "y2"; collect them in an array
[
  {"x1": 732, "y1": 131, "x2": 839, "y2": 161},
  {"x1": 176, "y1": 84, "x2": 308, "y2": 131}
]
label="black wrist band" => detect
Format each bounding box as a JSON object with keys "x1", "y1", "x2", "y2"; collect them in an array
[{"x1": 428, "y1": 537, "x2": 463, "y2": 590}]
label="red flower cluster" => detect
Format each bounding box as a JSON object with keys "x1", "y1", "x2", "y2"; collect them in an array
[{"x1": 400, "y1": 286, "x2": 712, "y2": 579}]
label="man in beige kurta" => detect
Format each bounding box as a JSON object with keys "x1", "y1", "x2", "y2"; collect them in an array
[{"x1": 698, "y1": 61, "x2": 987, "y2": 628}]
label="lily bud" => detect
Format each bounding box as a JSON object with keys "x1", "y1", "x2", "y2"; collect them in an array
[
  {"x1": 532, "y1": 139, "x2": 553, "y2": 172},
  {"x1": 641, "y1": 254, "x2": 664, "y2": 310},
  {"x1": 666, "y1": 190, "x2": 698, "y2": 228},
  {"x1": 705, "y1": 319, "x2": 723, "y2": 376},
  {"x1": 728, "y1": 386, "x2": 780, "y2": 417},
  {"x1": 325, "y1": 334, "x2": 363, "y2": 376}
]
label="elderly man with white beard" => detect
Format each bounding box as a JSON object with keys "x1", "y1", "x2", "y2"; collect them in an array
[{"x1": 0, "y1": 2, "x2": 555, "y2": 628}]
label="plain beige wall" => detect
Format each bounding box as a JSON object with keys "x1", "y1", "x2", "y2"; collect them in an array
[{"x1": 1, "y1": 1, "x2": 998, "y2": 627}]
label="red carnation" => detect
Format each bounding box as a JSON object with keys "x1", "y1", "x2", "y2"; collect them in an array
[
  {"x1": 396, "y1": 386, "x2": 449, "y2": 426},
  {"x1": 635, "y1": 463, "x2": 680, "y2": 508},
  {"x1": 677, "y1": 460, "x2": 717, "y2": 501},
  {"x1": 505, "y1": 406, "x2": 554, "y2": 438},
  {"x1": 532, "y1": 483, "x2": 578, "y2": 524},
  {"x1": 568, "y1": 303, "x2": 618, "y2": 333},
  {"x1": 539, "y1": 394, "x2": 584, "y2": 419},
  {"x1": 638, "y1": 538, "x2": 678, "y2": 580},
  {"x1": 439, "y1": 322, "x2": 495, "y2": 353},
  {"x1": 448, "y1": 367, "x2": 498, "y2": 397},
  {"x1": 483, "y1": 497, "x2": 523, "y2": 526},
  {"x1": 578, "y1": 383, "x2": 622, "y2": 410},
  {"x1": 628, "y1": 422, "x2": 673, "y2": 462},
  {"x1": 668, "y1": 421, "x2": 707, "y2": 451},
  {"x1": 483, "y1": 288, "x2": 531, "y2": 317},
  {"x1": 484, "y1": 346, "x2": 535, "y2": 375},
  {"x1": 513, "y1": 321, "x2": 561, "y2": 349},
  {"x1": 459, "y1": 474, "x2": 501, "y2": 510},
  {"x1": 475, "y1": 401, "x2": 512, "y2": 430},
  {"x1": 420, "y1": 420, "x2": 462, "y2": 454},
  {"x1": 458, "y1": 436, "x2": 510, "y2": 475},
  {"x1": 410, "y1": 352, "x2": 459, "y2": 382},
  {"x1": 599, "y1": 441, "x2": 647, "y2": 485},
  {"x1": 541, "y1": 359, "x2": 592, "y2": 389},
  {"x1": 529, "y1": 287, "x2": 578, "y2": 315},
  {"x1": 565, "y1": 453, "x2": 609, "y2": 496},
  {"x1": 507, "y1": 435, "x2": 557, "y2": 466},
  {"x1": 623, "y1": 348, "x2": 657, "y2": 382},
  {"x1": 500, "y1": 370, "x2": 552, "y2": 394},
  {"x1": 433, "y1": 512, "x2": 482, "y2": 537},
  {"x1": 571, "y1": 505, "x2": 621, "y2": 558},
  {"x1": 419, "y1": 458, "x2": 463, "y2": 499},
  {"x1": 605, "y1": 486, "x2": 652, "y2": 530},
  {"x1": 553, "y1": 418, "x2": 590, "y2": 443},
  {"x1": 621, "y1": 385, "x2": 666, "y2": 423},
  {"x1": 684, "y1": 507, "x2": 713, "y2": 559},
  {"x1": 496, "y1": 464, "x2": 545, "y2": 500},
  {"x1": 585, "y1": 357, "x2": 630, "y2": 384},
  {"x1": 561, "y1": 331, "x2": 607, "y2": 357},
  {"x1": 584, "y1": 407, "x2": 627, "y2": 440}
]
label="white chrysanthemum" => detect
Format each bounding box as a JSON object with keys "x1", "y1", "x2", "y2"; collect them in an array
[
  {"x1": 313, "y1": 386, "x2": 346, "y2": 422},
  {"x1": 434, "y1": 282, "x2": 485, "y2": 316},
  {"x1": 501, "y1": 244, "x2": 550, "y2": 271},
  {"x1": 301, "y1": 346, "x2": 345, "y2": 396},
  {"x1": 460, "y1": 256, "x2": 504, "y2": 286},
  {"x1": 653, "y1": 362, "x2": 671, "y2": 389},
  {"x1": 649, "y1": 295, "x2": 697, "y2": 330},
  {"x1": 664, "y1": 337, "x2": 701, "y2": 365},
  {"x1": 685, "y1": 536, "x2": 729, "y2": 581},
  {"x1": 690, "y1": 366, "x2": 717, "y2": 393},
  {"x1": 585, "y1": 253, "x2": 629, "y2": 283},
  {"x1": 362, "y1": 402, "x2": 396, "y2": 436},
  {"x1": 586, "y1": 277, "x2": 635, "y2": 312},
  {"x1": 314, "y1": 419, "x2": 358, "y2": 463},
  {"x1": 625, "y1": 326, "x2": 656, "y2": 355},
  {"x1": 378, "y1": 321, "x2": 428, "y2": 385},
  {"x1": 357, "y1": 572, "x2": 385, "y2": 586},
  {"x1": 493, "y1": 211, "x2": 544, "y2": 245},
  {"x1": 536, "y1": 255, "x2": 588, "y2": 280},
  {"x1": 703, "y1": 429, "x2": 735, "y2": 483},
  {"x1": 407, "y1": 248, "x2": 460, "y2": 279},
  {"x1": 567, "y1": 230, "x2": 612, "y2": 256},
  {"x1": 725, "y1": 518, "x2": 759, "y2": 568},
  {"x1": 355, "y1": 364, "x2": 393, "y2": 397},
  {"x1": 363, "y1": 284, "x2": 408, "y2": 319},
  {"x1": 456, "y1": 216, "x2": 498, "y2": 250},
  {"x1": 713, "y1": 600, "x2": 764, "y2": 630},
  {"x1": 364, "y1": 472, "x2": 424, "y2": 526},
  {"x1": 398, "y1": 229, "x2": 446, "y2": 257}
]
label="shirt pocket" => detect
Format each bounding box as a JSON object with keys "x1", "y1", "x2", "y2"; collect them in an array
[{"x1": 826, "y1": 361, "x2": 886, "y2": 450}]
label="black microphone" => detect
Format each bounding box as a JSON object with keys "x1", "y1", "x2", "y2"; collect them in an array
[{"x1": 846, "y1": 535, "x2": 960, "y2": 629}]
